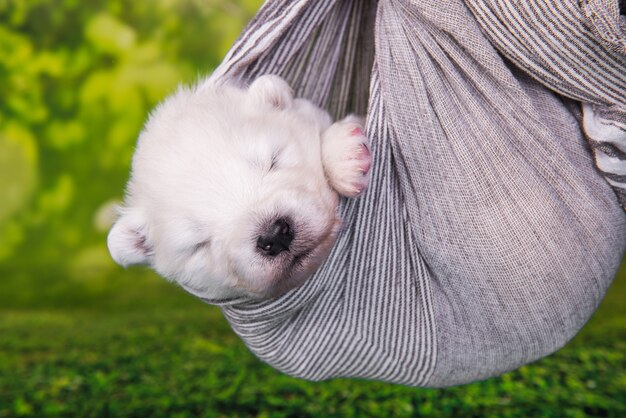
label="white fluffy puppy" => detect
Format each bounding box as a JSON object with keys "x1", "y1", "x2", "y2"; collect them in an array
[{"x1": 107, "y1": 75, "x2": 371, "y2": 300}]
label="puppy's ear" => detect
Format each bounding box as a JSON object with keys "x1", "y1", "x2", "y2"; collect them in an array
[
  {"x1": 107, "y1": 207, "x2": 152, "y2": 267},
  {"x1": 248, "y1": 75, "x2": 294, "y2": 110}
]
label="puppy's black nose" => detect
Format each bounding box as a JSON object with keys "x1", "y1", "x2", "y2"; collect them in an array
[{"x1": 257, "y1": 218, "x2": 294, "y2": 256}]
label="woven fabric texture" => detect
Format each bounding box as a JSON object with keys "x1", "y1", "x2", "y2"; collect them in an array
[{"x1": 197, "y1": 0, "x2": 626, "y2": 386}]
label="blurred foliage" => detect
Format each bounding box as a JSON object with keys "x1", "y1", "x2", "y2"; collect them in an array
[
  {"x1": 0, "y1": 0, "x2": 625, "y2": 416},
  {"x1": 0, "y1": 0, "x2": 261, "y2": 301}
]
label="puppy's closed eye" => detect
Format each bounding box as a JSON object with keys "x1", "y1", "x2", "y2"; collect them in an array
[
  {"x1": 191, "y1": 239, "x2": 211, "y2": 254},
  {"x1": 269, "y1": 150, "x2": 281, "y2": 172},
  {"x1": 247, "y1": 149, "x2": 282, "y2": 172}
]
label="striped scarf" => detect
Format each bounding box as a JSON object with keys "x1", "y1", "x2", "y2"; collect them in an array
[{"x1": 196, "y1": 0, "x2": 626, "y2": 386}]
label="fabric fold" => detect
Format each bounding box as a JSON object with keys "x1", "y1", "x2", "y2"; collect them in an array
[{"x1": 191, "y1": 0, "x2": 626, "y2": 387}]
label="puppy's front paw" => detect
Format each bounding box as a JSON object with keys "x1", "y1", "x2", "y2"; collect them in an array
[{"x1": 321, "y1": 115, "x2": 371, "y2": 197}]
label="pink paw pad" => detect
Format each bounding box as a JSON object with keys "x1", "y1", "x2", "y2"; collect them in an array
[{"x1": 350, "y1": 126, "x2": 364, "y2": 137}]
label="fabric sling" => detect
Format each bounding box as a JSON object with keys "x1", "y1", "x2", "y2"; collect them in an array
[{"x1": 195, "y1": 0, "x2": 626, "y2": 387}]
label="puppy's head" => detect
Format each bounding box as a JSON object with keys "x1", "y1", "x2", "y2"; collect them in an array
[{"x1": 107, "y1": 75, "x2": 341, "y2": 300}]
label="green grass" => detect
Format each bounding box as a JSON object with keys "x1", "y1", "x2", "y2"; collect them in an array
[{"x1": 1, "y1": 265, "x2": 625, "y2": 418}]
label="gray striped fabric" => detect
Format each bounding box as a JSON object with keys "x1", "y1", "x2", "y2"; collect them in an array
[
  {"x1": 466, "y1": 0, "x2": 626, "y2": 208},
  {"x1": 198, "y1": 0, "x2": 626, "y2": 386}
]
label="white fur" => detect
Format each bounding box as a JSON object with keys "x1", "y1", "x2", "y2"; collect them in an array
[{"x1": 108, "y1": 75, "x2": 371, "y2": 299}]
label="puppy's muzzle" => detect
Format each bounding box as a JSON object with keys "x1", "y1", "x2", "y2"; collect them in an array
[{"x1": 257, "y1": 218, "x2": 294, "y2": 256}]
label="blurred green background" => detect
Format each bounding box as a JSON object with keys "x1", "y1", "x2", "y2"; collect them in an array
[{"x1": 0, "y1": 0, "x2": 624, "y2": 417}]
